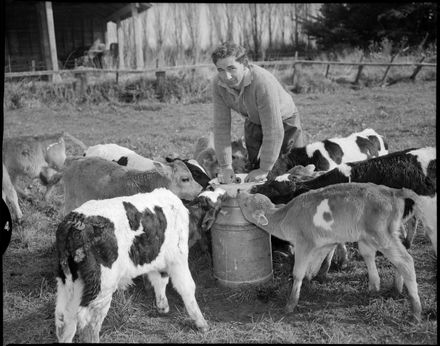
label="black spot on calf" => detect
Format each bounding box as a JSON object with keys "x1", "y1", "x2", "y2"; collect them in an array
[
  {"x1": 39, "y1": 171, "x2": 49, "y2": 186},
  {"x1": 310, "y1": 150, "x2": 330, "y2": 171},
  {"x1": 323, "y1": 140, "x2": 343, "y2": 164},
  {"x1": 323, "y1": 211, "x2": 333, "y2": 222},
  {"x1": 129, "y1": 206, "x2": 167, "y2": 266},
  {"x1": 56, "y1": 212, "x2": 119, "y2": 306},
  {"x1": 403, "y1": 198, "x2": 415, "y2": 220},
  {"x1": 367, "y1": 135, "x2": 381, "y2": 155},
  {"x1": 114, "y1": 156, "x2": 128, "y2": 166},
  {"x1": 124, "y1": 201, "x2": 141, "y2": 231},
  {"x1": 356, "y1": 136, "x2": 378, "y2": 157},
  {"x1": 427, "y1": 160, "x2": 436, "y2": 182}
]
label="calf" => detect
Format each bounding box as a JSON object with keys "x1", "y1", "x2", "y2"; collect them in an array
[
  {"x1": 64, "y1": 133, "x2": 168, "y2": 172},
  {"x1": 193, "y1": 132, "x2": 248, "y2": 179},
  {"x1": 166, "y1": 157, "x2": 211, "y2": 189},
  {"x1": 266, "y1": 128, "x2": 388, "y2": 262},
  {"x1": 2, "y1": 163, "x2": 23, "y2": 221},
  {"x1": 3, "y1": 132, "x2": 67, "y2": 201},
  {"x1": 267, "y1": 128, "x2": 388, "y2": 180},
  {"x1": 55, "y1": 188, "x2": 208, "y2": 343},
  {"x1": 252, "y1": 147, "x2": 436, "y2": 252},
  {"x1": 84, "y1": 143, "x2": 166, "y2": 171},
  {"x1": 254, "y1": 147, "x2": 437, "y2": 279},
  {"x1": 237, "y1": 183, "x2": 423, "y2": 321},
  {"x1": 63, "y1": 156, "x2": 202, "y2": 214},
  {"x1": 184, "y1": 187, "x2": 227, "y2": 253}
]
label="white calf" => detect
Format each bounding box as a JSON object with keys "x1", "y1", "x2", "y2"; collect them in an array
[
  {"x1": 84, "y1": 143, "x2": 165, "y2": 171},
  {"x1": 238, "y1": 183, "x2": 423, "y2": 321}
]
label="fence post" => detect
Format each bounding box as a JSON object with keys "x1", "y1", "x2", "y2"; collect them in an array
[
  {"x1": 353, "y1": 54, "x2": 364, "y2": 84},
  {"x1": 325, "y1": 63, "x2": 330, "y2": 78},
  {"x1": 31, "y1": 60, "x2": 36, "y2": 72},
  {"x1": 155, "y1": 70, "x2": 166, "y2": 100},
  {"x1": 381, "y1": 47, "x2": 408, "y2": 87},
  {"x1": 410, "y1": 56, "x2": 426, "y2": 81},
  {"x1": 292, "y1": 51, "x2": 299, "y2": 85},
  {"x1": 74, "y1": 70, "x2": 88, "y2": 101}
]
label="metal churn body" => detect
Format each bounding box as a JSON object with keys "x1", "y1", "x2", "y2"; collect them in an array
[{"x1": 211, "y1": 182, "x2": 273, "y2": 287}]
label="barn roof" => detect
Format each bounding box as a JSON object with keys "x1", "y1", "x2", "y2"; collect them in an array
[
  {"x1": 5, "y1": 1, "x2": 152, "y2": 22},
  {"x1": 52, "y1": 2, "x2": 152, "y2": 22}
]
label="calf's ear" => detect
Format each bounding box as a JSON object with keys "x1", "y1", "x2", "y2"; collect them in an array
[{"x1": 254, "y1": 211, "x2": 268, "y2": 226}]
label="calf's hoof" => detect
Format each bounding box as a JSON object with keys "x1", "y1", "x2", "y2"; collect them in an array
[
  {"x1": 411, "y1": 312, "x2": 422, "y2": 324},
  {"x1": 284, "y1": 303, "x2": 296, "y2": 314},
  {"x1": 196, "y1": 320, "x2": 209, "y2": 333},
  {"x1": 156, "y1": 305, "x2": 169, "y2": 314},
  {"x1": 156, "y1": 300, "x2": 169, "y2": 314},
  {"x1": 314, "y1": 273, "x2": 328, "y2": 284}
]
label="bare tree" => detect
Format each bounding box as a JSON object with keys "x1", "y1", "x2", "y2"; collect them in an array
[
  {"x1": 276, "y1": 4, "x2": 288, "y2": 49},
  {"x1": 182, "y1": 3, "x2": 201, "y2": 64},
  {"x1": 207, "y1": 3, "x2": 225, "y2": 43},
  {"x1": 141, "y1": 11, "x2": 150, "y2": 66},
  {"x1": 264, "y1": 4, "x2": 277, "y2": 50},
  {"x1": 153, "y1": 4, "x2": 169, "y2": 66},
  {"x1": 249, "y1": 3, "x2": 265, "y2": 60},
  {"x1": 234, "y1": 4, "x2": 253, "y2": 48},
  {"x1": 289, "y1": 3, "x2": 308, "y2": 47},
  {"x1": 224, "y1": 4, "x2": 236, "y2": 42},
  {"x1": 171, "y1": 3, "x2": 184, "y2": 65}
]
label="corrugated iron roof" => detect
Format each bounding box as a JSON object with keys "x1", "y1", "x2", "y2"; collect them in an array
[
  {"x1": 52, "y1": 2, "x2": 152, "y2": 22},
  {"x1": 6, "y1": 1, "x2": 152, "y2": 22}
]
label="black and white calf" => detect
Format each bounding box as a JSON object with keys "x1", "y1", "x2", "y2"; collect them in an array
[
  {"x1": 252, "y1": 147, "x2": 437, "y2": 266},
  {"x1": 184, "y1": 188, "x2": 227, "y2": 254},
  {"x1": 267, "y1": 128, "x2": 388, "y2": 179},
  {"x1": 55, "y1": 188, "x2": 215, "y2": 343},
  {"x1": 166, "y1": 157, "x2": 212, "y2": 189},
  {"x1": 83, "y1": 143, "x2": 166, "y2": 171}
]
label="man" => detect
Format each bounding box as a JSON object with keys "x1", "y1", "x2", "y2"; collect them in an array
[{"x1": 211, "y1": 42, "x2": 304, "y2": 183}]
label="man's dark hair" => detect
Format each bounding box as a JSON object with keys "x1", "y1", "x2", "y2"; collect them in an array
[{"x1": 211, "y1": 42, "x2": 249, "y2": 67}]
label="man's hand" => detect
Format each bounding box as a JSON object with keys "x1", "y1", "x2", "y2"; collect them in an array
[
  {"x1": 245, "y1": 168, "x2": 269, "y2": 183},
  {"x1": 217, "y1": 167, "x2": 236, "y2": 184}
]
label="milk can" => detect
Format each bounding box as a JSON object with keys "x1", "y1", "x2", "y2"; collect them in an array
[{"x1": 211, "y1": 181, "x2": 273, "y2": 287}]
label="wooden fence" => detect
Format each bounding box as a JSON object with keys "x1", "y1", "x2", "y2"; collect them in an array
[{"x1": 4, "y1": 57, "x2": 437, "y2": 98}]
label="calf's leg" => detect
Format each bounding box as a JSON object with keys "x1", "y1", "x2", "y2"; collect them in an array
[
  {"x1": 380, "y1": 241, "x2": 422, "y2": 322},
  {"x1": 78, "y1": 296, "x2": 112, "y2": 343},
  {"x1": 168, "y1": 261, "x2": 208, "y2": 332},
  {"x1": 286, "y1": 246, "x2": 314, "y2": 313},
  {"x1": 2, "y1": 176, "x2": 23, "y2": 221},
  {"x1": 146, "y1": 271, "x2": 170, "y2": 313},
  {"x1": 55, "y1": 277, "x2": 82, "y2": 343},
  {"x1": 358, "y1": 241, "x2": 380, "y2": 292}
]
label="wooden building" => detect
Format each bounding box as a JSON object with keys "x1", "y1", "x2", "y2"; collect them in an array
[{"x1": 5, "y1": 1, "x2": 151, "y2": 74}]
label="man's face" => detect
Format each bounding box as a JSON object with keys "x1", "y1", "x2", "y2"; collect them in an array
[{"x1": 215, "y1": 56, "x2": 246, "y2": 88}]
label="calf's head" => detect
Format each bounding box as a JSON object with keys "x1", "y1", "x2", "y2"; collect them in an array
[
  {"x1": 196, "y1": 148, "x2": 219, "y2": 179},
  {"x1": 187, "y1": 188, "x2": 227, "y2": 250},
  {"x1": 167, "y1": 159, "x2": 203, "y2": 200},
  {"x1": 45, "y1": 137, "x2": 66, "y2": 171},
  {"x1": 237, "y1": 190, "x2": 274, "y2": 226},
  {"x1": 231, "y1": 137, "x2": 249, "y2": 173}
]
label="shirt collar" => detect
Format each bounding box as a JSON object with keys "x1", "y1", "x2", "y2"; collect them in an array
[{"x1": 217, "y1": 65, "x2": 253, "y2": 96}]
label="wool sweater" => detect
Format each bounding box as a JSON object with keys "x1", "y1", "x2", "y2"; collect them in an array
[{"x1": 212, "y1": 64, "x2": 299, "y2": 171}]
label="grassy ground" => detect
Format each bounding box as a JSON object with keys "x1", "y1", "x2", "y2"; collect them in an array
[{"x1": 2, "y1": 80, "x2": 437, "y2": 344}]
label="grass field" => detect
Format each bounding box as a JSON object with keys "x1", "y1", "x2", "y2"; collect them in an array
[{"x1": 2, "y1": 80, "x2": 437, "y2": 344}]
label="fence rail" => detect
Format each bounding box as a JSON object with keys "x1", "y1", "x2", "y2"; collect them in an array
[{"x1": 4, "y1": 59, "x2": 437, "y2": 79}]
